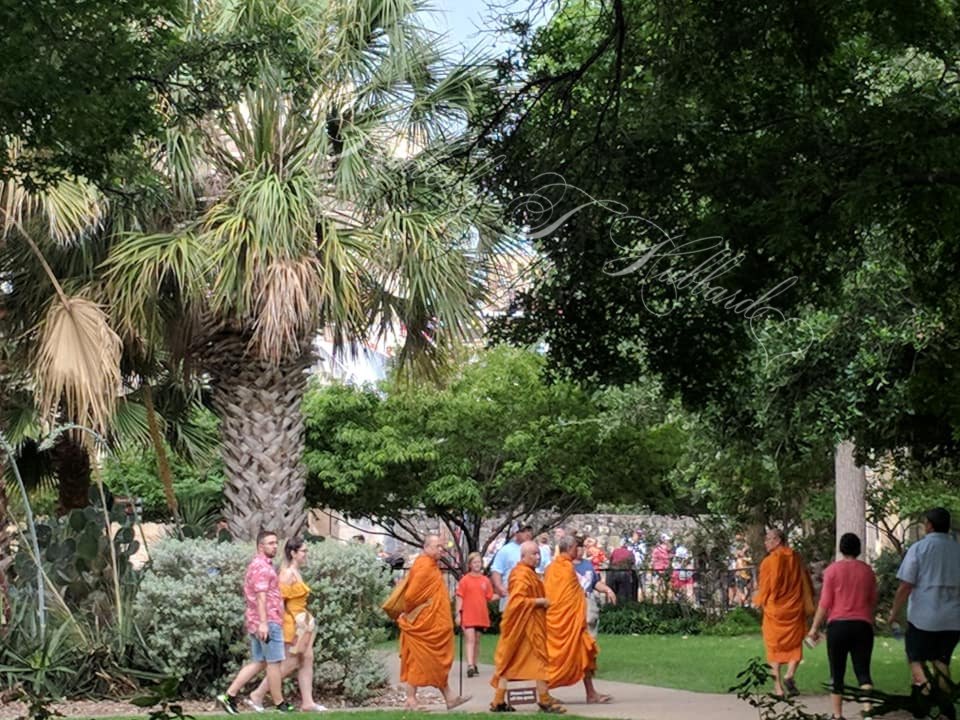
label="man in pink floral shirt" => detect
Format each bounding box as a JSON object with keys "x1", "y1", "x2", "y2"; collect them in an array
[{"x1": 217, "y1": 531, "x2": 294, "y2": 714}]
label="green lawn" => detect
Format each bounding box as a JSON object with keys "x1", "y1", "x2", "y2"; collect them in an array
[{"x1": 379, "y1": 634, "x2": 915, "y2": 695}]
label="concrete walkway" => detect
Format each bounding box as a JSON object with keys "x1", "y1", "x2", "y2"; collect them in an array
[{"x1": 378, "y1": 651, "x2": 864, "y2": 719}]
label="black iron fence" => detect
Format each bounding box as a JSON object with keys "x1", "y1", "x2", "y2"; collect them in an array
[
  {"x1": 601, "y1": 565, "x2": 759, "y2": 613},
  {"x1": 385, "y1": 560, "x2": 759, "y2": 616}
]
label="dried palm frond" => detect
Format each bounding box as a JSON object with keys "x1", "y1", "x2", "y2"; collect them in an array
[
  {"x1": 249, "y1": 257, "x2": 323, "y2": 364},
  {"x1": 34, "y1": 297, "x2": 122, "y2": 434}
]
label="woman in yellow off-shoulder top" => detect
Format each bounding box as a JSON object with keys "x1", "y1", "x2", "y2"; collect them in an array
[{"x1": 249, "y1": 537, "x2": 325, "y2": 712}]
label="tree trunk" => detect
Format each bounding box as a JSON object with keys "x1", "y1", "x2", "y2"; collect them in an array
[
  {"x1": 834, "y1": 439, "x2": 866, "y2": 559},
  {"x1": 142, "y1": 382, "x2": 178, "y2": 517},
  {"x1": 52, "y1": 433, "x2": 91, "y2": 515},
  {"x1": 208, "y1": 336, "x2": 311, "y2": 541}
]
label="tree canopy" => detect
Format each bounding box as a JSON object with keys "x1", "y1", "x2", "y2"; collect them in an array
[
  {"x1": 488, "y1": 0, "x2": 960, "y2": 467},
  {"x1": 0, "y1": 0, "x2": 300, "y2": 185},
  {"x1": 302, "y1": 346, "x2": 684, "y2": 568}
]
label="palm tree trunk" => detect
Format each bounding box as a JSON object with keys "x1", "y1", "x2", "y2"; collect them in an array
[
  {"x1": 52, "y1": 433, "x2": 91, "y2": 515},
  {"x1": 207, "y1": 335, "x2": 311, "y2": 540}
]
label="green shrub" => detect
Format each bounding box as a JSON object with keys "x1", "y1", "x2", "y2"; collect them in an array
[
  {"x1": 134, "y1": 538, "x2": 249, "y2": 694},
  {"x1": 305, "y1": 541, "x2": 391, "y2": 700},
  {"x1": 874, "y1": 547, "x2": 903, "y2": 622},
  {"x1": 135, "y1": 538, "x2": 390, "y2": 700},
  {"x1": 101, "y1": 443, "x2": 224, "y2": 521},
  {"x1": 701, "y1": 606, "x2": 761, "y2": 636},
  {"x1": 486, "y1": 600, "x2": 502, "y2": 635},
  {"x1": 598, "y1": 601, "x2": 706, "y2": 635}
]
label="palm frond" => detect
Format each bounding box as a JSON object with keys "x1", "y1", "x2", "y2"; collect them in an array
[
  {"x1": 205, "y1": 169, "x2": 320, "y2": 318},
  {"x1": 1, "y1": 140, "x2": 105, "y2": 245},
  {"x1": 102, "y1": 231, "x2": 211, "y2": 343},
  {"x1": 0, "y1": 393, "x2": 42, "y2": 447},
  {"x1": 109, "y1": 398, "x2": 152, "y2": 448},
  {"x1": 33, "y1": 296, "x2": 122, "y2": 434},
  {"x1": 248, "y1": 257, "x2": 323, "y2": 363}
]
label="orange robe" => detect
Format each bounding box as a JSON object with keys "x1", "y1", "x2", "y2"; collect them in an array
[
  {"x1": 398, "y1": 555, "x2": 454, "y2": 688},
  {"x1": 544, "y1": 553, "x2": 598, "y2": 689},
  {"x1": 753, "y1": 545, "x2": 814, "y2": 663},
  {"x1": 491, "y1": 563, "x2": 549, "y2": 685}
]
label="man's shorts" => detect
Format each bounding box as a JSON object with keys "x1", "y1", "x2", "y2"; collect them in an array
[
  {"x1": 586, "y1": 593, "x2": 600, "y2": 637},
  {"x1": 905, "y1": 623, "x2": 960, "y2": 664},
  {"x1": 250, "y1": 621, "x2": 285, "y2": 663}
]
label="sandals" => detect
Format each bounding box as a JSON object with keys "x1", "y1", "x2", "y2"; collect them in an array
[
  {"x1": 467, "y1": 665, "x2": 479, "y2": 678},
  {"x1": 537, "y1": 698, "x2": 567, "y2": 714},
  {"x1": 784, "y1": 677, "x2": 799, "y2": 697},
  {"x1": 490, "y1": 702, "x2": 516, "y2": 713},
  {"x1": 446, "y1": 694, "x2": 471, "y2": 710}
]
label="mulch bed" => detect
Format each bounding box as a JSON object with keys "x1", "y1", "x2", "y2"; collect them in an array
[{"x1": 0, "y1": 685, "x2": 446, "y2": 719}]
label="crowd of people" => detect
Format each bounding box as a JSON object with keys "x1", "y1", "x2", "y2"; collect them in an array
[
  {"x1": 483, "y1": 526, "x2": 756, "y2": 609},
  {"x1": 212, "y1": 507, "x2": 959, "y2": 719}
]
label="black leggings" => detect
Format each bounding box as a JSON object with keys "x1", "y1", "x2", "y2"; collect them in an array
[{"x1": 827, "y1": 619, "x2": 874, "y2": 693}]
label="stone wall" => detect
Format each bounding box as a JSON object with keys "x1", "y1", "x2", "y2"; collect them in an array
[{"x1": 310, "y1": 508, "x2": 701, "y2": 561}]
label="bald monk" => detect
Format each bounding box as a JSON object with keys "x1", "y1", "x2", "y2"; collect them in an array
[
  {"x1": 398, "y1": 535, "x2": 471, "y2": 711},
  {"x1": 545, "y1": 535, "x2": 613, "y2": 704},
  {"x1": 753, "y1": 527, "x2": 814, "y2": 697},
  {"x1": 490, "y1": 541, "x2": 567, "y2": 714}
]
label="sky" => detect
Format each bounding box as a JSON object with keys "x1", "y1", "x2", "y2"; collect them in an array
[{"x1": 423, "y1": 0, "x2": 537, "y2": 55}]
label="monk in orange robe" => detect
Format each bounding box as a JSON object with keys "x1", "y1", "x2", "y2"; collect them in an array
[
  {"x1": 753, "y1": 528, "x2": 814, "y2": 697},
  {"x1": 545, "y1": 535, "x2": 613, "y2": 704},
  {"x1": 398, "y1": 535, "x2": 470, "y2": 711},
  {"x1": 490, "y1": 541, "x2": 566, "y2": 714}
]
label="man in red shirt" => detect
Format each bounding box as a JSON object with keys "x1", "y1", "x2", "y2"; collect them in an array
[{"x1": 217, "y1": 531, "x2": 293, "y2": 714}]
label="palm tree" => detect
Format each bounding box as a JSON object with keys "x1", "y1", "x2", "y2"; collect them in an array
[
  {"x1": 0, "y1": 146, "x2": 121, "y2": 511},
  {"x1": 0, "y1": 148, "x2": 214, "y2": 521},
  {"x1": 103, "y1": 0, "x2": 509, "y2": 539}
]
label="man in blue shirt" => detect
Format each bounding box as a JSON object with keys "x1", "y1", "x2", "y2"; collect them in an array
[
  {"x1": 491, "y1": 524, "x2": 533, "y2": 610},
  {"x1": 889, "y1": 507, "x2": 960, "y2": 720}
]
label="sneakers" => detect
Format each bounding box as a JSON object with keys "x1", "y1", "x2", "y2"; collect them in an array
[
  {"x1": 245, "y1": 698, "x2": 265, "y2": 713},
  {"x1": 467, "y1": 665, "x2": 479, "y2": 678},
  {"x1": 276, "y1": 702, "x2": 297, "y2": 713},
  {"x1": 216, "y1": 693, "x2": 239, "y2": 715}
]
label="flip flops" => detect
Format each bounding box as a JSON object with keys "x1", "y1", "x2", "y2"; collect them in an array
[
  {"x1": 446, "y1": 694, "x2": 472, "y2": 710},
  {"x1": 587, "y1": 694, "x2": 613, "y2": 704}
]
